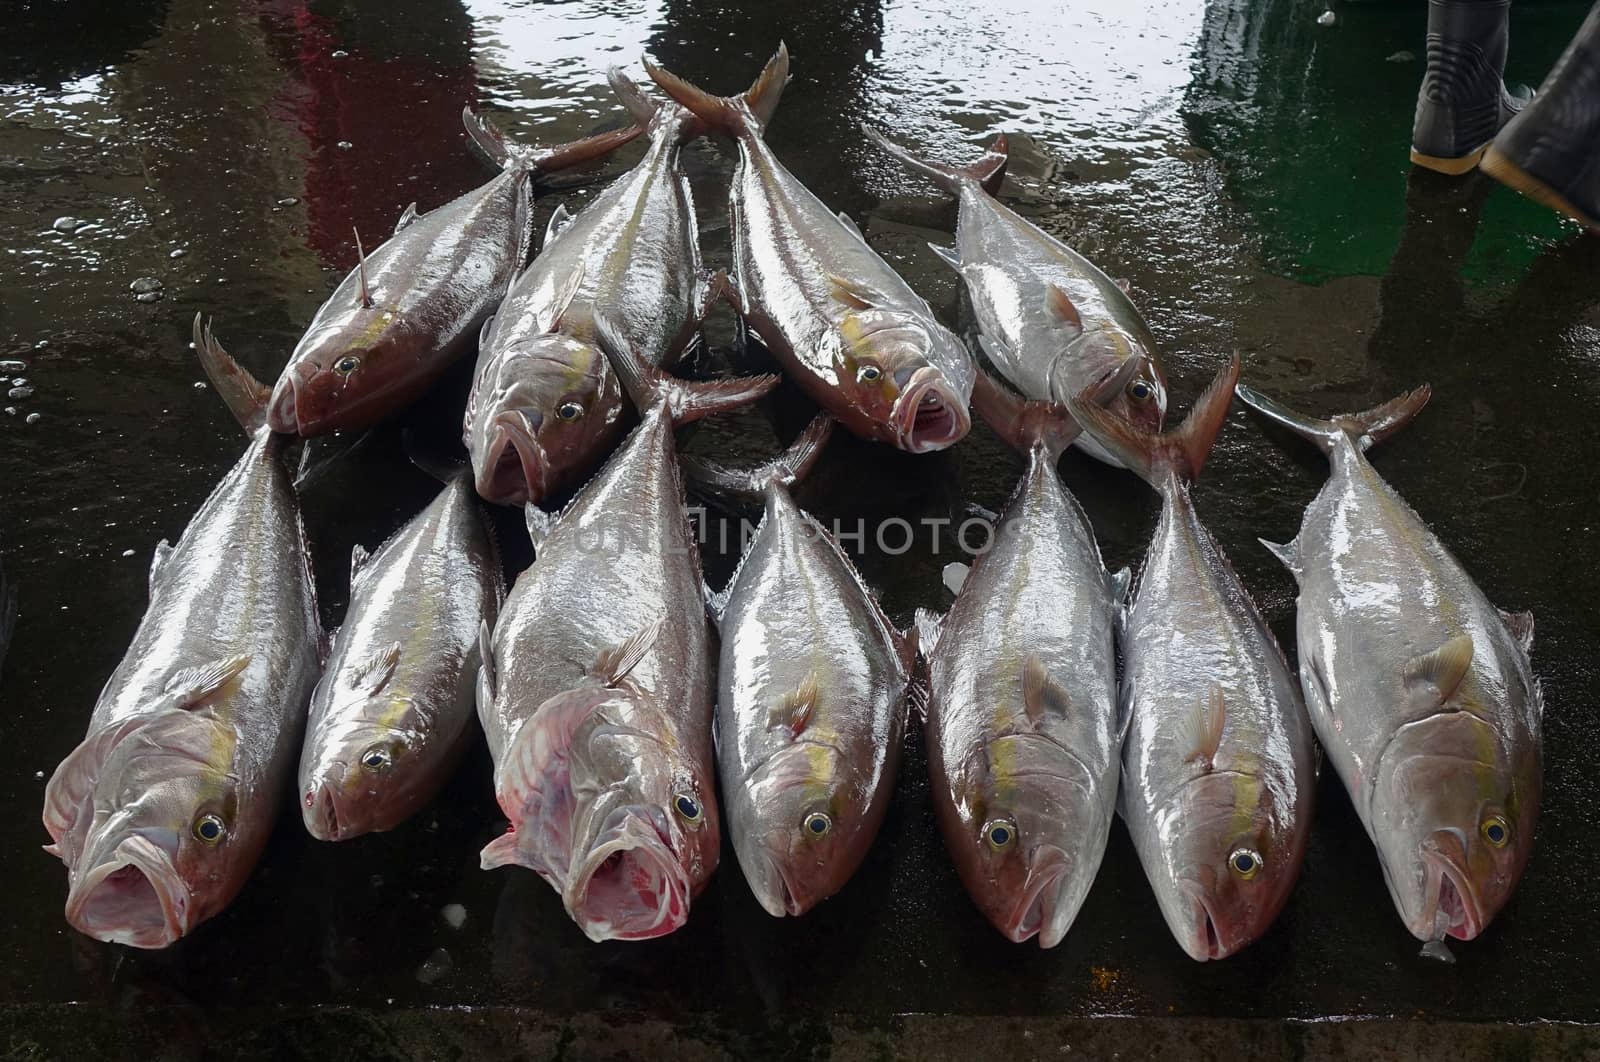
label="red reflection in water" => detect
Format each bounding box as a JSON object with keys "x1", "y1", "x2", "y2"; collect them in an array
[{"x1": 255, "y1": 0, "x2": 483, "y2": 270}]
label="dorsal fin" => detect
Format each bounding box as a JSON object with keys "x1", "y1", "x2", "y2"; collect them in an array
[
  {"x1": 350, "y1": 642, "x2": 402, "y2": 695},
  {"x1": 1022, "y1": 656, "x2": 1070, "y2": 726},
  {"x1": 1498, "y1": 609, "x2": 1535, "y2": 654},
  {"x1": 543, "y1": 202, "x2": 574, "y2": 248},
  {"x1": 767, "y1": 672, "x2": 819, "y2": 737},
  {"x1": 349, "y1": 543, "x2": 374, "y2": 583},
  {"x1": 590, "y1": 619, "x2": 662, "y2": 687},
  {"x1": 1044, "y1": 284, "x2": 1082, "y2": 329},
  {"x1": 1404, "y1": 634, "x2": 1475, "y2": 706},
  {"x1": 1180, "y1": 687, "x2": 1226, "y2": 770},
  {"x1": 941, "y1": 562, "x2": 970, "y2": 596},
  {"x1": 394, "y1": 202, "x2": 420, "y2": 235},
  {"x1": 149, "y1": 539, "x2": 174, "y2": 596},
  {"x1": 352, "y1": 228, "x2": 374, "y2": 309},
  {"x1": 914, "y1": 608, "x2": 944, "y2": 658},
  {"x1": 836, "y1": 211, "x2": 866, "y2": 241}
]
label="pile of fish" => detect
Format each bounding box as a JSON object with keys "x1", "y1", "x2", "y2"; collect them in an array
[{"x1": 38, "y1": 45, "x2": 1541, "y2": 963}]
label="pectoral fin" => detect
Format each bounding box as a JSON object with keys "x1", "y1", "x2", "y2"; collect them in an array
[
  {"x1": 1260, "y1": 537, "x2": 1301, "y2": 581},
  {"x1": 590, "y1": 619, "x2": 662, "y2": 687},
  {"x1": 351, "y1": 641, "x2": 402, "y2": 695},
  {"x1": 767, "y1": 672, "x2": 819, "y2": 737},
  {"x1": 1022, "y1": 656, "x2": 1070, "y2": 727},
  {"x1": 477, "y1": 620, "x2": 497, "y2": 705},
  {"x1": 162, "y1": 655, "x2": 252, "y2": 710},
  {"x1": 827, "y1": 273, "x2": 876, "y2": 311},
  {"x1": 1044, "y1": 284, "x2": 1083, "y2": 330},
  {"x1": 1180, "y1": 687, "x2": 1226, "y2": 770},
  {"x1": 525, "y1": 504, "x2": 555, "y2": 550},
  {"x1": 1404, "y1": 634, "x2": 1474, "y2": 706},
  {"x1": 927, "y1": 243, "x2": 961, "y2": 271}
]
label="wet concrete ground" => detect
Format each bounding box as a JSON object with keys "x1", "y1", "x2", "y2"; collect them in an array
[{"x1": 2, "y1": 0, "x2": 1598, "y2": 1057}]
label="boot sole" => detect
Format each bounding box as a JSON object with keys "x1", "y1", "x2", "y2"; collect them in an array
[
  {"x1": 1410, "y1": 143, "x2": 1492, "y2": 176},
  {"x1": 1480, "y1": 147, "x2": 1600, "y2": 231}
]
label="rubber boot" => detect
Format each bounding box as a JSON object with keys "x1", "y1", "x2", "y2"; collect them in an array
[
  {"x1": 1480, "y1": 2, "x2": 1600, "y2": 231},
  {"x1": 1411, "y1": 0, "x2": 1527, "y2": 174}
]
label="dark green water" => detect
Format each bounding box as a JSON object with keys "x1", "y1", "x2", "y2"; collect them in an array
[{"x1": 1, "y1": 0, "x2": 1597, "y2": 1037}]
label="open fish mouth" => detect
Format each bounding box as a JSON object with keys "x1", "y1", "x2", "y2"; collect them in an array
[
  {"x1": 477, "y1": 412, "x2": 549, "y2": 505},
  {"x1": 1422, "y1": 847, "x2": 1484, "y2": 942},
  {"x1": 302, "y1": 780, "x2": 352, "y2": 842},
  {"x1": 564, "y1": 806, "x2": 689, "y2": 942},
  {"x1": 892, "y1": 369, "x2": 970, "y2": 453},
  {"x1": 65, "y1": 833, "x2": 189, "y2": 949}
]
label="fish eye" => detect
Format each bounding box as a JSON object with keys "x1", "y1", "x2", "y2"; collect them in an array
[
  {"x1": 1481, "y1": 815, "x2": 1511, "y2": 848},
  {"x1": 673, "y1": 793, "x2": 703, "y2": 823},
  {"x1": 360, "y1": 745, "x2": 392, "y2": 772},
  {"x1": 982, "y1": 818, "x2": 1016, "y2": 850},
  {"x1": 1229, "y1": 847, "x2": 1263, "y2": 879},
  {"x1": 1127, "y1": 379, "x2": 1154, "y2": 402},
  {"x1": 193, "y1": 813, "x2": 227, "y2": 845},
  {"x1": 857, "y1": 364, "x2": 883, "y2": 383},
  {"x1": 556, "y1": 400, "x2": 584, "y2": 422},
  {"x1": 334, "y1": 354, "x2": 361, "y2": 376},
  {"x1": 803, "y1": 811, "x2": 832, "y2": 837}
]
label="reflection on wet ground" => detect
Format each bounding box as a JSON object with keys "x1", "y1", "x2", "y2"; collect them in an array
[{"x1": 1, "y1": 0, "x2": 1597, "y2": 1030}]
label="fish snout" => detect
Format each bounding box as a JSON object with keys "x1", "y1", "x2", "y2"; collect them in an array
[
  {"x1": 564, "y1": 806, "x2": 690, "y2": 942},
  {"x1": 266, "y1": 373, "x2": 301, "y2": 434},
  {"x1": 302, "y1": 778, "x2": 352, "y2": 842},
  {"x1": 891, "y1": 367, "x2": 971, "y2": 453},
  {"x1": 1004, "y1": 845, "x2": 1070, "y2": 946},
  {"x1": 1174, "y1": 870, "x2": 1232, "y2": 962},
  {"x1": 65, "y1": 832, "x2": 190, "y2": 949}
]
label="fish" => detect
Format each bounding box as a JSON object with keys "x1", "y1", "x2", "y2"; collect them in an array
[
  {"x1": 1067, "y1": 356, "x2": 1315, "y2": 962},
  {"x1": 689, "y1": 414, "x2": 916, "y2": 917},
  {"x1": 475, "y1": 318, "x2": 778, "y2": 941},
  {"x1": 269, "y1": 109, "x2": 643, "y2": 436},
  {"x1": 39, "y1": 316, "x2": 323, "y2": 949},
  {"x1": 645, "y1": 45, "x2": 976, "y2": 453},
  {"x1": 1235, "y1": 383, "x2": 1541, "y2": 948},
  {"x1": 298, "y1": 473, "x2": 503, "y2": 841},
  {"x1": 915, "y1": 364, "x2": 1132, "y2": 947},
  {"x1": 465, "y1": 70, "x2": 715, "y2": 507},
  {"x1": 867, "y1": 130, "x2": 1169, "y2": 467}
]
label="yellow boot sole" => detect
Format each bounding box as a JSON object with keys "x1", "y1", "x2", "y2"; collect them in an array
[
  {"x1": 1410, "y1": 142, "x2": 1492, "y2": 176},
  {"x1": 1480, "y1": 146, "x2": 1600, "y2": 231}
]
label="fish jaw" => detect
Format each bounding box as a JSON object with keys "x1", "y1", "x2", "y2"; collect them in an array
[
  {"x1": 891, "y1": 367, "x2": 972, "y2": 452},
  {"x1": 301, "y1": 775, "x2": 356, "y2": 842},
  {"x1": 65, "y1": 832, "x2": 190, "y2": 949},
  {"x1": 563, "y1": 805, "x2": 690, "y2": 942},
  {"x1": 473, "y1": 412, "x2": 551, "y2": 507},
  {"x1": 1004, "y1": 845, "x2": 1072, "y2": 946},
  {"x1": 1418, "y1": 835, "x2": 1487, "y2": 942}
]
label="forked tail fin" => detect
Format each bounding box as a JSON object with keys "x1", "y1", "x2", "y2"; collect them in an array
[
  {"x1": 682, "y1": 414, "x2": 834, "y2": 499},
  {"x1": 461, "y1": 107, "x2": 643, "y2": 176},
  {"x1": 865, "y1": 129, "x2": 1009, "y2": 197},
  {"x1": 593, "y1": 311, "x2": 779, "y2": 427},
  {"x1": 644, "y1": 43, "x2": 789, "y2": 140},
  {"x1": 192, "y1": 314, "x2": 272, "y2": 437},
  {"x1": 1234, "y1": 382, "x2": 1431, "y2": 457}
]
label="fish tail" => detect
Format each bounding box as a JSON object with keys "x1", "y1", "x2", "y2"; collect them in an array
[
  {"x1": 608, "y1": 66, "x2": 708, "y2": 144},
  {"x1": 192, "y1": 313, "x2": 271, "y2": 436},
  {"x1": 682, "y1": 413, "x2": 834, "y2": 499},
  {"x1": 593, "y1": 308, "x2": 778, "y2": 427},
  {"x1": 645, "y1": 42, "x2": 789, "y2": 139},
  {"x1": 1235, "y1": 382, "x2": 1432, "y2": 457},
  {"x1": 865, "y1": 129, "x2": 1010, "y2": 196},
  {"x1": 460, "y1": 106, "x2": 643, "y2": 177},
  {"x1": 973, "y1": 356, "x2": 1138, "y2": 461},
  {"x1": 1068, "y1": 354, "x2": 1240, "y2": 489}
]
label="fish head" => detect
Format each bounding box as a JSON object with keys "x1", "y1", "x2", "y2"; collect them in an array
[
  {"x1": 1148, "y1": 769, "x2": 1303, "y2": 961},
  {"x1": 728, "y1": 738, "x2": 873, "y2": 917},
  {"x1": 269, "y1": 309, "x2": 423, "y2": 434},
  {"x1": 465, "y1": 334, "x2": 625, "y2": 506},
  {"x1": 1054, "y1": 329, "x2": 1167, "y2": 437},
  {"x1": 837, "y1": 309, "x2": 972, "y2": 452},
  {"x1": 945, "y1": 732, "x2": 1106, "y2": 947},
  {"x1": 558, "y1": 695, "x2": 719, "y2": 941},
  {"x1": 1369, "y1": 707, "x2": 1538, "y2": 943},
  {"x1": 299, "y1": 698, "x2": 436, "y2": 841},
  {"x1": 55, "y1": 710, "x2": 249, "y2": 949}
]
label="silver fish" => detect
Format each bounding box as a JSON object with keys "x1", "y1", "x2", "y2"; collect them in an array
[
  {"x1": 1068, "y1": 356, "x2": 1315, "y2": 962},
  {"x1": 916, "y1": 367, "x2": 1130, "y2": 947},
  {"x1": 691, "y1": 414, "x2": 915, "y2": 917},
  {"x1": 270, "y1": 110, "x2": 642, "y2": 436},
  {"x1": 476, "y1": 320, "x2": 777, "y2": 941},
  {"x1": 1236, "y1": 383, "x2": 1541, "y2": 948},
  {"x1": 40, "y1": 317, "x2": 323, "y2": 949},
  {"x1": 646, "y1": 45, "x2": 976, "y2": 453},
  {"x1": 299, "y1": 474, "x2": 503, "y2": 841},
  {"x1": 868, "y1": 131, "x2": 1169, "y2": 467},
  {"x1": 465, "y1": 71, "x2": 712, "y2": 506}
]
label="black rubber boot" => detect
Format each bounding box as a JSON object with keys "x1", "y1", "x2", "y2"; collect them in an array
[
  {"x1": 1481, "y1": 1, "x2": 1600, "y2": 231},
  {"x1": 1411, "y1": 0, "x2": 1527, "y2": 174}
]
